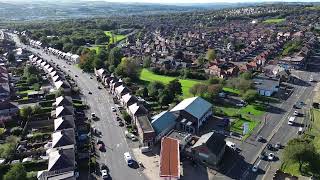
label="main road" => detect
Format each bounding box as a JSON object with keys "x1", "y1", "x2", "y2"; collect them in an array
[
  {"x1": 11, "y1": 34, "x2": 146, "y2": 180},
  {"x1": 215, "y1": 70, "x2": 317, "y2": 180}
]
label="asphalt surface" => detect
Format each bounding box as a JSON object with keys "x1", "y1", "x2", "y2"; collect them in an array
[
  {"x1": 11, "y1": 34, "x2": 145, "y2": 180},
  {"x1": 216, "y1": 70, "x2": 317, "y2": 180}
]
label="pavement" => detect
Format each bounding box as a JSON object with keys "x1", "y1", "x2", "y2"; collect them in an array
[
  {"x1": 11, "y1": 34, "x2": 146, "y2": 180},
  {"x1": 213, "y1": 70, "x2": 317, "y2": 180}
]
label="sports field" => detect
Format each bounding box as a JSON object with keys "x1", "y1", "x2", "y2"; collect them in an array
[{"x1": 104, "y1": 31, "x2": 127, "y2": 44}]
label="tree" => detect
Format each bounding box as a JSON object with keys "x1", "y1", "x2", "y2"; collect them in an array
[
  {"x1": 208, "y1": 77, "x2": 222, "y2": 84},
  {"x1": 206, "y1": 49, "x2": 216, "y2": 61},
  {"x1": 238, "y1": 78, "x2": 253, "y2": 93},
  {"x1": 108, "y1": 47, "x2": 122, "y2": 67},
  {"x1": 159, "y1": 89, "x2": 174, "y2": 107},
  {"x1": 206, "y1": 84, "x2": 223, "y2": 99},
  {"x1": 4, "y1": 164, "x2": 27, "y2": 180},
  {"x1": 196, "y1": 84, "x2": 208, "y2": 97},
  {"x1": 167, "y1": 79, "x2": 182, "y2": 96},
  {"x1": 10, "y1": 127, "x2": 22, "y2": 136},
  {"x1": 242, "y1": 90, "x2": 259, "y2": 103},
  {"x1": 148, "y1": 81, "x2": 165, "y2": 97},
  {"x1": 143, "y1": 56, "x2": 152, "y2": 68},
  {"x1": 7, "y1": 52, "x2": 15, "y2": 63},
  {"x1": 189, "y1": 83, "x2": 208, "y2": 97},
  {"x1": 0, "y1": 136, "x2": 18, "y2": 159},
  {"x1": 283, "y1": 138, "x2": 316, "y2": 172},
  {"x1": 123, "y1": 111, "x2": 131, "y2": 124},
  {"x1": 240, "y1": 72, "x2": 252, "y2": 80},
  {"x1": 27, "y1": 74, "x2": 39, "y2": 84},
  {"x1": 32, "y1": 105, "x2": 42, "y2": 115},
  {"x1": 137, "y1": 87, "x2": 148, "y2": 97},
  {"x1": 115, "y1": 57, "x2": 140, "y2": 80},
  {"x1": 19, "y1": 106, "x2": 33, "y2": 121},
  {"x1": 189, "y1": 84, "x2": 198, "y2": 97}
]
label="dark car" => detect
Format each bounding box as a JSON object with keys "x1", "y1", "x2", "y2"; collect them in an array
[
  {"x1": 88, "y1": 91, "x2": 92, "y2": 95},
  {"x1": 75, "y1": 75, "x2": 78, "y2": 77},
  {"x1": 259, "y1": 151, "x2": 267, "y2": 160},
  {"x1": 267, "y1": 143, "x2": 273, "y2": 150},
  {"x1": 257, "y1": 136, "x2": 264, "y2": 142},
  {"x1": 98, "y1": 86, "x2": 102, "y2": 89},
  {"x1": 118, "y1": 121, "x2": 124, "y2": 127},
  {"x1": 116, "y1": 116, "x2": 121, "y2": 121}
]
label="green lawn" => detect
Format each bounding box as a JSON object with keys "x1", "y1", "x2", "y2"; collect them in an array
[
  {"x1": 104, "y1": 31, "x2": 127, "y2": 44},
  {"x1": 263, "y1": 18, "x2": 285, "y2": 24},
  {"x1": 215, "y1": 103, "x2": 265, "y2": 138},
  {"x1": 223, "y1": 87, "x2": 240, "y2": 95},
  {"x1": 230, "y1": 118, "x2": 260, "y2": 135},
  {"x1": 311, "y1": 109, "x2": 320, "y2": 153},
  {"x1": 140, "y1": 68, "x2": 203, "y2": 98},
  {"x1": 281, "y1": 161, "x2": 303, "y2": 177}
]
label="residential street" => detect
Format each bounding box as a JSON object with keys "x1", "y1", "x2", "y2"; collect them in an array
[
  {"x1": 11, "y1": 34, "x2": 146, "y2": 180},
  {"x1": 215, "y1": 70, "x2": 317, "y2": 180}
]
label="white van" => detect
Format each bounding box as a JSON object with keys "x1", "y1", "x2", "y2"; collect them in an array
[
  {"x1": 124, "y1": 152, "x2": 134, "y2": 165},
  {"x1": 288, "y1": 116, "x2": 295, "y2": 125},
  {"x1": 226, "y1": 141, "x2": 236, "y2": 150}
]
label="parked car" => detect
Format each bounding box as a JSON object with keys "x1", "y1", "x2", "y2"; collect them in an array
[
  {"x1": 101, "y1": 164, "x2": 109, "y2": 179},
  {"x1": 275, "y1": 142, "x2": 281, "y2": 149},
  {"x1": 118, "y1": 121, "x2": 124, "y2": 127},
  {"x1": 298, "y1": 127, "x2": 303, "y2": 134},
  {"x1": 97, "y1": 140, "x2": 105, "y2": 151},
  {"x1": 259, "y1": 151, "x2": 267, "y2": 160},
  {"x1": 257, "y1": 136, "x2": 264, "y2": 142},
  {"x1": 124, "y1": 152, "x2": 134, "y2": 166},
  {"x1": 268, "y1": 153, "x2": 275, "y2": 161},
  {"x1": 88, "y1": 91, "x2": 92, "y2": 95},
  {"x1": 111, "y1": 107, "x2": 116, "y2": 112},
  {"x1": 98, "y1": 86, "x2": 102, "y2": 89},
  {"x1": 267, "y1": 144, "x2": 273, "y2": 150}
]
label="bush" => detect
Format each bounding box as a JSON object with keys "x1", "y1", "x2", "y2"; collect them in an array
[
  {"x1": 10, "y1": 127, "x2": 22, "y2": 136},
  {"x1": 31, "y1": 83, "x2": 40, "y2": 91},
  {"x1": 123, "y1": 112, "x2": 131, "y2": 123},
  {"x1": 39, "y1": 100, "x2": 54, "y2": 107},
  {"x1": 45, "y1": 94, "x2": 55, "y2": 100}
]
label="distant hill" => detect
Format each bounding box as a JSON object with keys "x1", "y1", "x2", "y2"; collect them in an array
[{"x1": 0, "y1": 1, "x2": 256, "y2": 21}]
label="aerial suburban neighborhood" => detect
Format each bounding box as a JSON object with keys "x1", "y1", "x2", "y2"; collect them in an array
[{"x1": 0, "y1": 1, "x2": 320, "y2": 180}]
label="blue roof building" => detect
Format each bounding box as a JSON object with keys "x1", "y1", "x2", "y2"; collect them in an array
[{"x1": 151, "y1": 111, "x2": 177, "y2": 142}]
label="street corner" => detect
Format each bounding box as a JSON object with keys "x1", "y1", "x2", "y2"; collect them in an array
[{"x1": 132, "y1": 147, "x2": 161, "y2": 180}]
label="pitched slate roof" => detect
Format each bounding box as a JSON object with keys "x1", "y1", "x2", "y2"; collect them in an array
[
  {"x1": 48, "y1": 148, "x2": 75, "y2": 171},
  {"x1": 192, "y1": 132, "x2": 226, "y2": 156},
  {"x1": 52, "y1": 128, "x2": 75, "y2": 148},
  {"x1": 128, "y1": 103, "x2": 148, "y2": 116},
  {"x1": 151, "y1": 111, "x2": 177, "y2": 135},
  {"x1": 170, "y1": 97, "x2": 212, "y2": 120},
  {"x1": 54, "y1": 115, "x2": 75, "y2": 131}
]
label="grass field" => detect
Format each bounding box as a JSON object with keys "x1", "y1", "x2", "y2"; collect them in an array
[
  {"x1": 263, "y1": 18, "x2": 285, "y2": 24},
  {"x1": 104, "y1": 31, "x2": 127, "y2": 44},
  {"x1": 311, "y1": 109, "x2": 320, "y2": 153},
  {"x1": 223, "y1": 87, "x2": 240, "y2": 95},
  {"x1": 140, "y1": 68, "x2": 203, "y2": 98}
]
